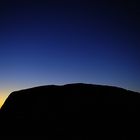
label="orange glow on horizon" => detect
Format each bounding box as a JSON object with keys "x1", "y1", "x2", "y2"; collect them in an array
[
  {"x1": 0, "y1": 89, "x2": 13, "y2": 108},
  {"x1": 0, "y1": 96, "x2": 7, "y2": 108}
]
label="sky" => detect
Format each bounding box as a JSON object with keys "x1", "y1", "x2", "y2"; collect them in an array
[{"x1": 0, "y1": 0, "x2": 140, "y2": 107}]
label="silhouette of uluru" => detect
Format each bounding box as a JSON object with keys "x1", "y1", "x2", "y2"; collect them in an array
[{"x1": 0, "y1": 83, "x2": 140, "y2": 139}]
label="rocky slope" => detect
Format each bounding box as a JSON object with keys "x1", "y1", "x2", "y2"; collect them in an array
[{"x1": 0, "y1": 83, "x2": 140, "y2": 139}]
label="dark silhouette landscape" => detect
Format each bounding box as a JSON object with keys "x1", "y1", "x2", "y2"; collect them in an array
[{"x1": 0, "y1": 83, "x2": 140, "y2": 139}]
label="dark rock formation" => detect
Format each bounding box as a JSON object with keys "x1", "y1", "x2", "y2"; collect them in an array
[{"x1": 0, "y1": 83, "x2": 140, "y2": 139}]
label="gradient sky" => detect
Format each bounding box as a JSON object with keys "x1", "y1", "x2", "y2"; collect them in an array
[{"x1": 0, "y1": 0, "x2": 140, "y2": 107}]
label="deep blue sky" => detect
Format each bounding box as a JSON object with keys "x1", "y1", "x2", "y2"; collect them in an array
[{"x1": 0, "y1": 0, "x2": 140, "y2": 104}]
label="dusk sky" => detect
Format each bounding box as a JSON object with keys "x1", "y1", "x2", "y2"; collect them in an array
[{"x1": 0, "y1": 0, "x2": 140, "y2": 107}]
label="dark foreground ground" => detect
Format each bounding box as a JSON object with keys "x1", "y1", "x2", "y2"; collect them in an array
[{"x1": 0, "y1": 83, "x2": 140, "y2": 139}]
